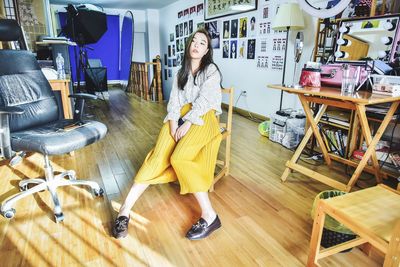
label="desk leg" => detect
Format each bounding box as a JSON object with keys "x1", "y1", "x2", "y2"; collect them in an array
[
  {"x1": 356, "y1": 105, "x2": 381, "y2": 183},
  {"x1": 347, "y1": 102, "x2": 400, "y2": 191},
  {"x1": 281, "y1": 103, "x2": 328, "y2": 182},
  {"x1": 299, "y1": 95, "x2": 332, "y2": 166}
]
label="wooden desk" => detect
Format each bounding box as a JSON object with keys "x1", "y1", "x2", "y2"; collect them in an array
[
  {"x1": 49, "y1": 79, "x2": 72, "y2": 119},
  {"x1": 268, "y1": 85, "x2": 400, "y2": 192}
]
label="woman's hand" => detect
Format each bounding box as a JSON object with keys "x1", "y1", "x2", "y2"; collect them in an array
[
  {"x1": 169, "y1": 120, "x2": 178, "y2": 139},
  {"x1": 174, "y1": 121, "x2": 192, "y2": 142}
]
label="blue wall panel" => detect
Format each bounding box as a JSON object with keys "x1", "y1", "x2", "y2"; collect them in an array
[{"x1": 59, "y1": 13, "x2": 120, "y2": 82}]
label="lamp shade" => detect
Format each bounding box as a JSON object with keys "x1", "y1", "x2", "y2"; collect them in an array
[{"x1": 272, "y1": 3, "x2": 305, "y2": 30}]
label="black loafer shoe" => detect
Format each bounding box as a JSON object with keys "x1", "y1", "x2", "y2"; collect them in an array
[
  {"x1": 112, "y1": 215, "x2": 130, "y2": 239},
  {"x1": 185, "y1": 215, "x2": 221, "y2": 240}
]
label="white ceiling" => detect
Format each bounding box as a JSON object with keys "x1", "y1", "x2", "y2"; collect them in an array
[{"x1": 50, "y1": 0, "x2": 180, "y2": 10}]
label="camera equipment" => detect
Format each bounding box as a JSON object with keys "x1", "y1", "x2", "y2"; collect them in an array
[{"x1": 61, "y1": 4, "x2": 107, "y2": 93}]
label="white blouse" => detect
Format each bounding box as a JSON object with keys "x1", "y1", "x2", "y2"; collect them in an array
[{"x1": 164, "y1": 64, "x2": 222, "y2": 126}]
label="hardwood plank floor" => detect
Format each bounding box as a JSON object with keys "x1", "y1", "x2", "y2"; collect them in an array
[{"x1": 0, "y1": 88, "x2": 380, "y2": 266}]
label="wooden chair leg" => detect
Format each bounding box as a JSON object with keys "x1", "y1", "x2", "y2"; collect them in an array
[
  {"x1": 307, "y1": 200, "x2": 326, "y2": 267},
  {"x1": 384, "y1": 220, "x2": 400, "y2": 267}
]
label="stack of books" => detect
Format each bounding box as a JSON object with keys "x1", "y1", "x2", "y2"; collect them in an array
[{"x1": 319, "y1": 127, "x2": 348, "y2": 157}]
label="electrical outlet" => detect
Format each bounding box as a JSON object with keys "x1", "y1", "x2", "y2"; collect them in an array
[{"x1": 241, "y1": 90, "x2": 247, "y2": 97}]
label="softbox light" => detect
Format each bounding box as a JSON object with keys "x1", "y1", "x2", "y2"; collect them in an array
[{"x1": 63, "y1": 4, "x2": 107, "y2": 45}]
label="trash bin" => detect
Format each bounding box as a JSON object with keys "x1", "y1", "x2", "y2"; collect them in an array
[{"x1": 311, "y1": 190, "x2": 357, "y2": 252}]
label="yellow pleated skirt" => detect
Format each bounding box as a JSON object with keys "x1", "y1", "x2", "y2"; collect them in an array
[{"x1": 134, "y1": 104, "x2": 222, "y2": 194}]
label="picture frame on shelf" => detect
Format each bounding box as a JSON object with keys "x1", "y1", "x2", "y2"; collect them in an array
[{"x1": 204, "y1": 0, "x2": 257, "y2": 21}]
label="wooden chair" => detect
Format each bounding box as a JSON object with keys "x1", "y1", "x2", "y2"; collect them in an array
[
  {"x1": 210, "y1": 87, "x2": 234, "y2": 192},
  {"x1": 308, "y1": 184, "x2": 400, "y2": 266}
]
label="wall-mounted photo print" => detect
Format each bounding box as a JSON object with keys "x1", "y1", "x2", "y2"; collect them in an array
[
  {"x1": 247, "y1": 39, "x2": 256, "y2": 59},
  {"x1": 239, "y1": 17, "x2": 247, "y2": 38},
  {"x1": 189, "y1": 20, "x2": 193, "y2": 34},
  {"x1": 184, "y1": 9, "x2": 189, "y2": 19},
  {"x1": 184, "y1": 22, "x2": 188, "y2": 36},
  {"x1": 170, "y1": 33, "x2": 174, "y2": 42},
  {"x1": 173, "y1": 58, "x2": 177, "y2": 67},
  {"x1": 164, "y1": 69, "x2": 168, "y2": 80},
  {"x1": 168, "y1": 45, "x2": 171, "y2": 57},
  {"x1": 222, "y1": 41, "x2": 229, "y2": 58},
  {"x1": 205, "y1": 21, "x2": 220, "y2": 49},
  {"x1": 238, "y1": 40, "x2": 247, "y2": 58},
  {"x1": 231, "y1": 19, "x2": 238, "y2": 38},
  {"x1": 176, "y1": 25, "x2": 179, "y2": 38},
  {"x1": 223, "y1": 21, "x2": 230, "y2": 39},
  {"x1": 178, "y1": 11, "x2": 183, "y2": 19},
  {"x1": 190, "y1": 6, "x2": 196, "y2": 17},
  {"x1": 249, "y1": 16, "x2": 256, "y2": 37},
  {"x1": 179, "y1": 23, "x2": 183, "y2": 36},
  {"x1": 172, "y1": 44, "x2": 175, "y2": 56},
  {"x1": 164, "y1": 54, "x2": 167, "y2": 66},
  {"x1": 197, "y1": 22, "x2": 205, "y2": 29},
  {"x1": 197, "y1": 3, "x2": 204, "y2": 16},
  {"x1": 168, "y1": 59, "x2": 172, "y2": 67},
  {"x1": 230, "y1": 40, "x2": 237, "y2": 59},
  {"x1": 168, "y1": 69, "x2": 172, "y2": 77},
  {"x1": 176, "y1": 40, "x2": 180, "y2": 52}
]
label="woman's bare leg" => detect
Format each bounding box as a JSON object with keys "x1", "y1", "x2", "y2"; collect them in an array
[{"x1": 118, "y1": 183, "x2": 149, "y2": 217}]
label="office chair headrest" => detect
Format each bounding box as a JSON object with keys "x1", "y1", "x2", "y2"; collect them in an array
[{"x1": 0, "y1": 19, "x2": 24, "y2": 42}]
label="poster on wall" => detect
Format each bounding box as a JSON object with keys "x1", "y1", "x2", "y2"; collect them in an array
[
  {"x1": 247, "y1": 39, "x2": 256, "y2": 59},
  {"x1": 223, "y1": 21, "x2": 230, "y2": 39},
  {"x1": 239, "y1": 17, "x2": 247, "y2": 38},
  {"x1": 205, "y1": 21, "x2": 220, "y2": 49},
  {"x1": 238, "y1": 40, "x2": 247, "y2": 59},
  {"x1": 230, "y1": 19, "x2": 238, "y2": 38},
  {"x1": 204, "y1": 0, "x2": 257, "y2": 20},
  {"x1": 197, "y1": 4, "x2": 204, "y2": 16},
  {"x1": 257, "y1": 56, "x2": 269, "y2": 69},
  {"x1": 230, "y1": 40, "x2": 237, "y2": 59},
  {"x1": 271, "y1": 55, "x2": 284, "y2": 71},
  {"x1": 222, "y1": 40, "x2": 229, "y2": 58},
  {"x1": 249, "y1": 16, "x2": 256, "y2": 37}
]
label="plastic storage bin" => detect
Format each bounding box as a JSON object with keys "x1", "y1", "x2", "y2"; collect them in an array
[{"x1": 269, "y1": 111, "x2": 305, "y2": 149}]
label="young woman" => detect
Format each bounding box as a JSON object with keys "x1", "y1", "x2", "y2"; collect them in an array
[{"x1": 112, "y1": 28, "x2": 223, "y2": 240}]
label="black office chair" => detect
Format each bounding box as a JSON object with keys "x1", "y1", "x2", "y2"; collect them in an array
[{"x1": 0, "y1": 20, "x2": 108, "y2": 222}]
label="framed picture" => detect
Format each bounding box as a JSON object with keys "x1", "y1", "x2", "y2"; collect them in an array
[{"x1": 204, "y1": 0, "x2": 257, "y2": 20}]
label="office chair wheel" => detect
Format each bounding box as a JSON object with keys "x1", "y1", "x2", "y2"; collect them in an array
[
  {"x1": 19, "y1": 184, "x2": 28, "y2": 192},
  {"x1": 54, "y1": 212, "x2": 64, "y2": 223},
  {"x1": 93, "y1": 188, "x2": 104, "y2": 197},
  {"x1": 2, "y1": 208, "x2": 16, "y2": 219}
]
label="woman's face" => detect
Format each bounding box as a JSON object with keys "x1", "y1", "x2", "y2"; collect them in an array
[{"x1": 190, "y1": 32, "x2": 209, "y2": 60}]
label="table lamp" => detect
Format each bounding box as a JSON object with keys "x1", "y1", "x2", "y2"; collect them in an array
[{"x1": 272, "y1": 3, "x2": 305, "y2": 113}]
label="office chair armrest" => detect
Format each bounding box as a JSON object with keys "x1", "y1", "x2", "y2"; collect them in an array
[
  {"x1": 0, "y1": 106, "x2": 24, "y2": 115},
  {"x1": 0, "y1": 107, "x2": 22, "y2": 159},
  {"x1": 69, "y1": 93, "x2": 98, "y2": 100},
  {"x1": 69, "y1": 94, "x2": 97, "y2": 122}
]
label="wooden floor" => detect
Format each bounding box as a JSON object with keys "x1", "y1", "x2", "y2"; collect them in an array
[{"x1": 0, "y1": 88, "x2": 381, "y2": 267}]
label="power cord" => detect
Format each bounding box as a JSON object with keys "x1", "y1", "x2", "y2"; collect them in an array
[{"x1": 234, "y1": 91, "x2": 263, "y2": 123}]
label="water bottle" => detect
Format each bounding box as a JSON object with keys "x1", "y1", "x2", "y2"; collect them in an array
[{"x1": 56, "y1": 53, "x2": 66, "y2": 80}]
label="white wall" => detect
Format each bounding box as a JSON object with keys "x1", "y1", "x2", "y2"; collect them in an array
[{"x1": 159, "y1": 0, "x2": 317, "y2": 118}]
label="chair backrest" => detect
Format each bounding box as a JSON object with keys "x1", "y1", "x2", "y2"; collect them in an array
[
  {"x1": 0, "y1": 50, "x2": 59, "y2": 132},
  {"x1": 0, "y1": 19, "x2": 27, "y2": 50}
]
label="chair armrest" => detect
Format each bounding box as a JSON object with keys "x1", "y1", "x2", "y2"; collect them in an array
[
  {"x1": 69, "y1": 94, "x2": 96, "y2": 122},
  {"x1": 0, "y1": 106, "x2": 24, "y2": 115},
  {"x1": 69, "y1": 93, "x2": 98, "y2": 100}
]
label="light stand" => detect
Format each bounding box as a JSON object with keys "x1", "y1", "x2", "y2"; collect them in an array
[
  {"x1": 279, "y1": 26, "x2": 290, "y2": 112},
  {"x1": 272, "y1": 3, "x2": 305, "y2": 115}
]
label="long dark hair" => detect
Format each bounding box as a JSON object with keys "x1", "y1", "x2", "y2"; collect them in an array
[{"x1": 177, "y1": 28, "x2": 222, "y2": 90}]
